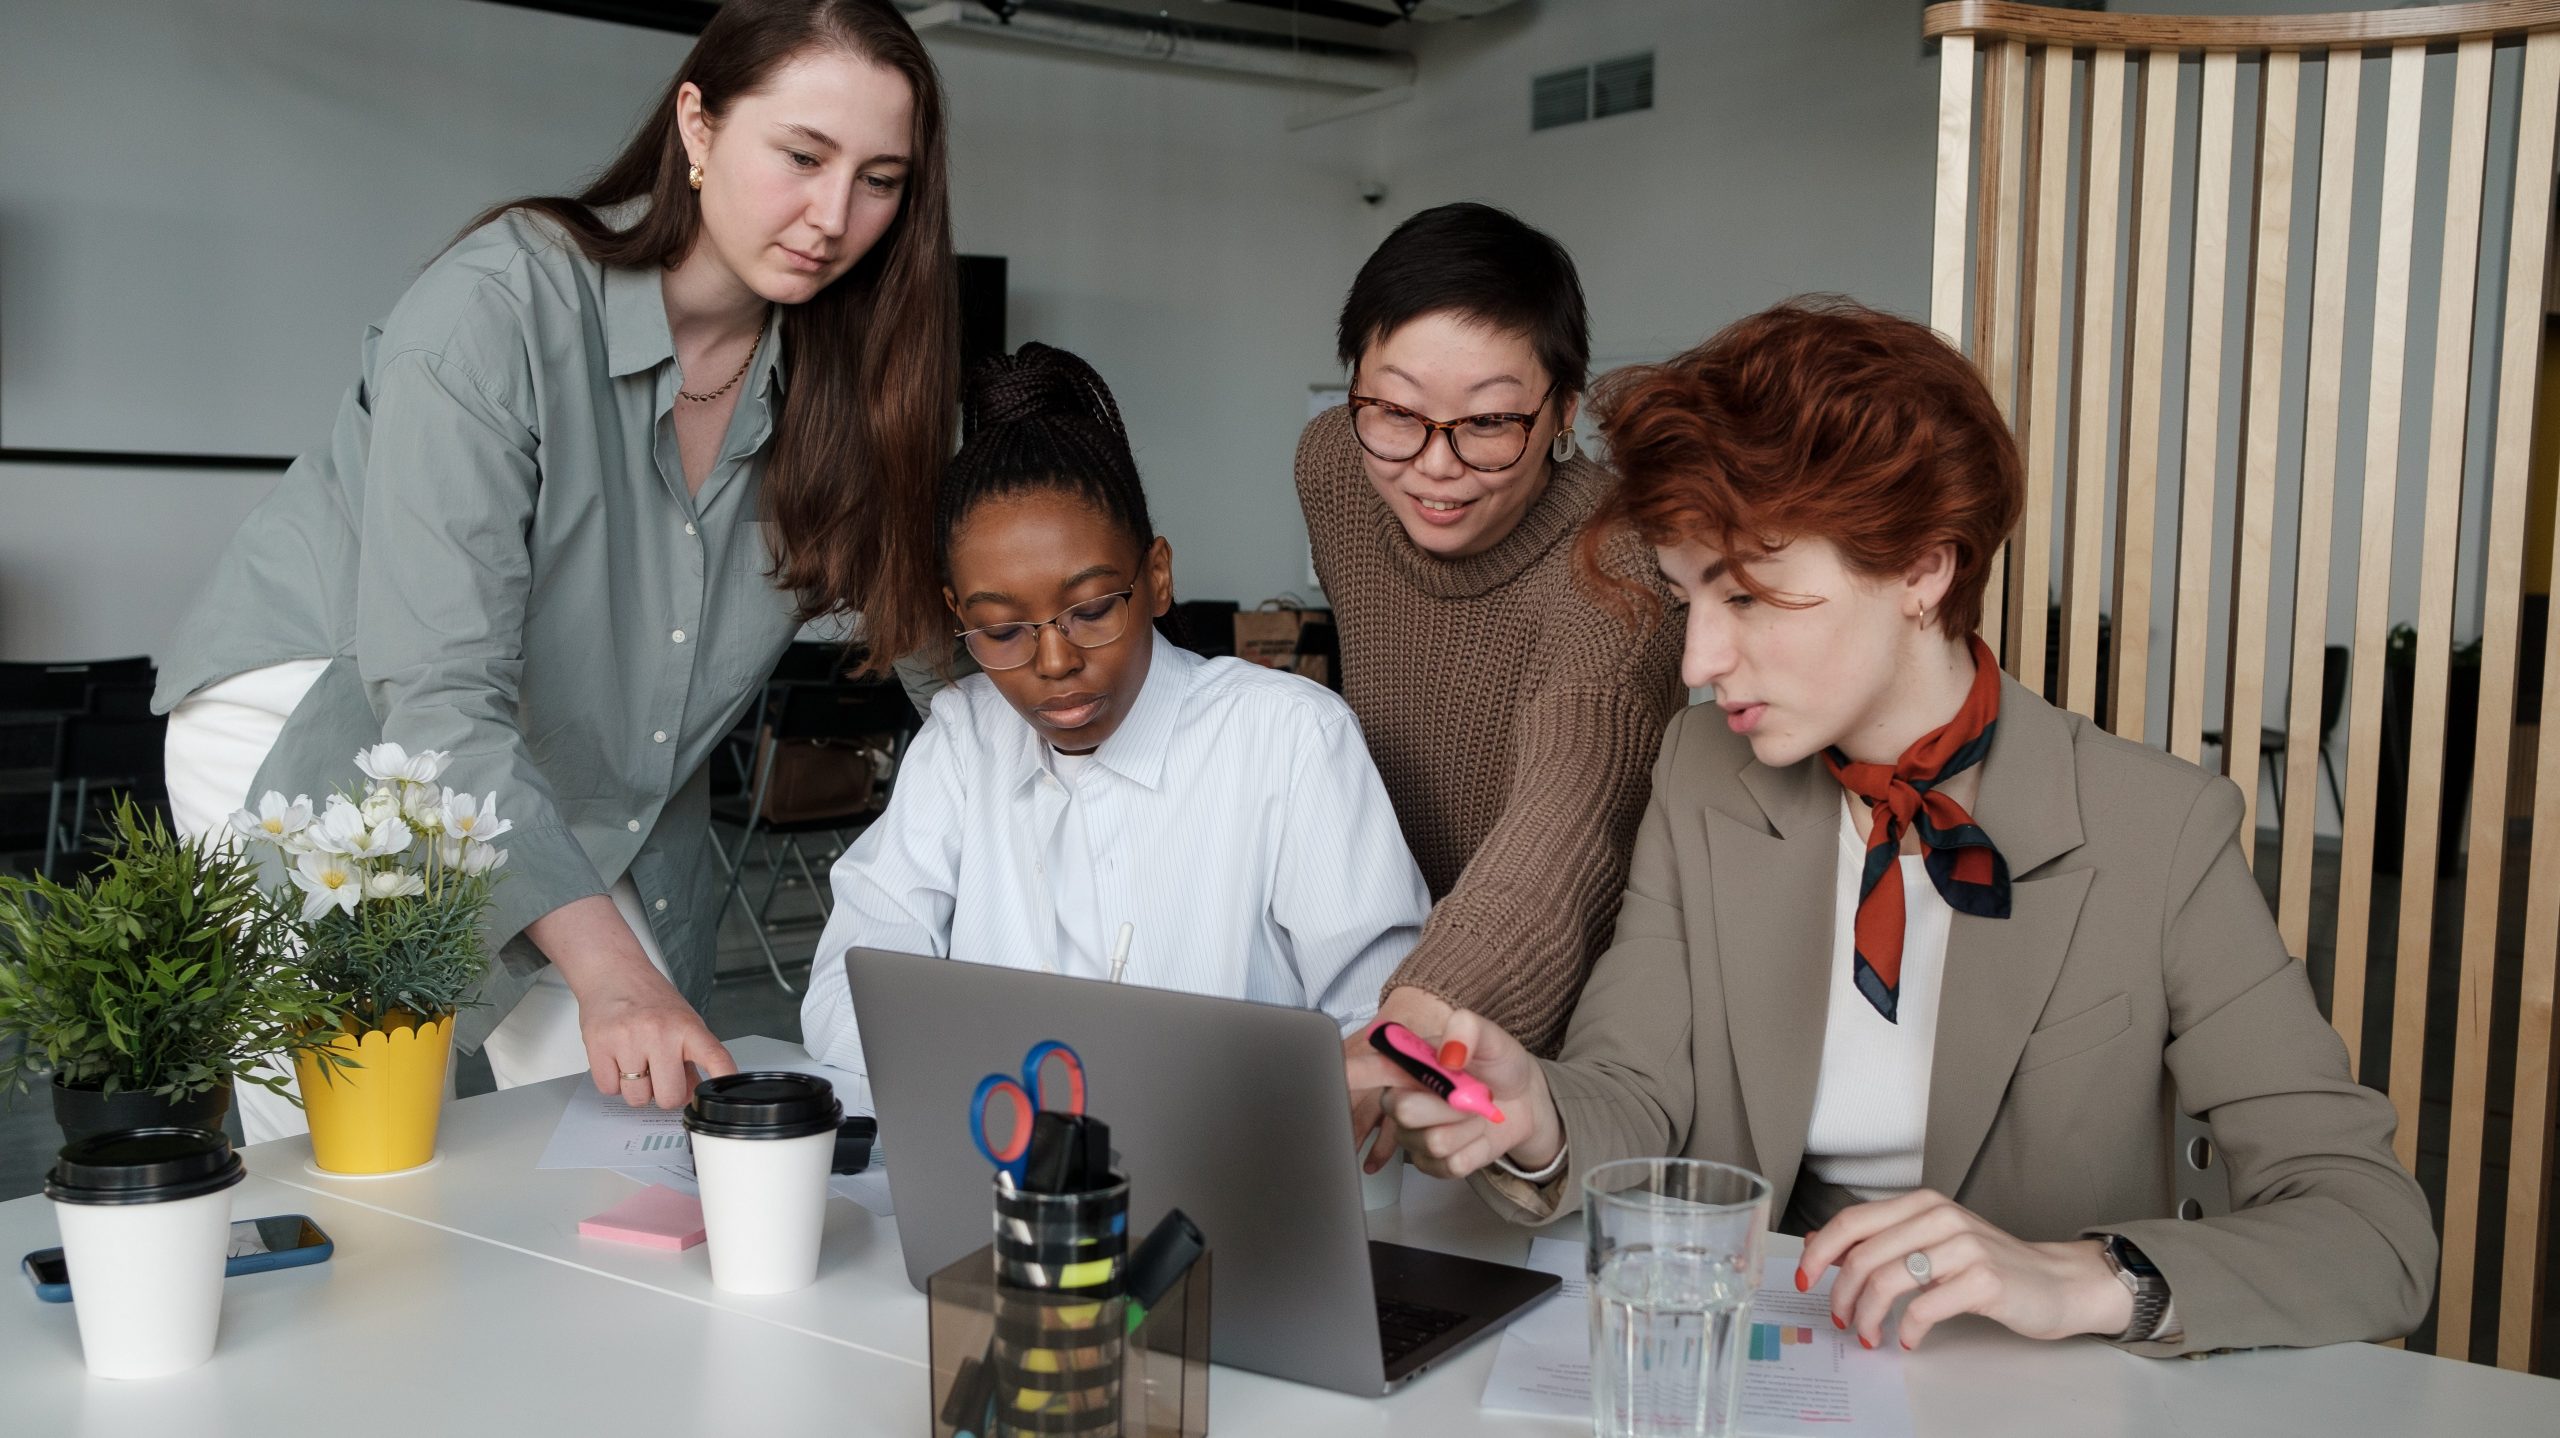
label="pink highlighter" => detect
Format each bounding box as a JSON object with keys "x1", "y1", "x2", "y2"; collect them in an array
[{"x1": 1368, "y1": 1022, "x2": 1504, "y2": 1124}]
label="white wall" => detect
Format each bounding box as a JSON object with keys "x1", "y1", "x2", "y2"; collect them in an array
[
  {"x1": 0, "y1": 0, "x2": 1369, "y2": 660},
  {"x1": 927, "y1": 35, "x2": 1372, "y2": 612},
  {"x1": 1358, "y1": 0, "x2": 2533, "y2": 840},
  {"x1": 2, "y1": 0, "x2": 2527, "y2": 813},
  {"x1": 1360, "y1": 1, "x2": 1944, "y2": 365}
]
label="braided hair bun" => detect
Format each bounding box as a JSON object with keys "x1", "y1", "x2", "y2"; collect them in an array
[{"x1": 939, "y1": 343, "x2": 1154, "y2": 575}]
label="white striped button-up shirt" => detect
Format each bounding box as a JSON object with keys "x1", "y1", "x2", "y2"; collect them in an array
[{"x1": 800, "y1": 631, "x2": 1428, "y2": 1094}]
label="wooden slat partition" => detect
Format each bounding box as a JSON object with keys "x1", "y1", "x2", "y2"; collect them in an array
[
  {"x1": 2224, "y1": 49, "x2": 2300, "y2": 847},
  {"x1": 2109, "y1": 53, "x2": 2179, "y2": 743},
  {"x1": 2512, "y1": 343, "x2": 2560, "y2": 1366},
  {"x1": 2011, "y1": 45, "x2": 2073, "y2": 699},
  {"x1": 1975, "y1": 40, "x2": 2030, "y2": 658},
  {"x1": 2388, "y1": 38, "x2": 2496, "y2": 1175},
  {"x1": 2169, "y1": 51, "x2": 2239, "y2": 767},
  {"x1": 1932, "y1": 34, "x2": 1977, "y2": 342},
  {"x1": 2276, "y1": 51, "x2": 2362, "y2": 960},
  {"x1": 1923, "y1": 2, "x2": 2560, "y2": 1371},
  {"x1": 2500, "y1": 45, "x2": 2560, "y2": 1362},
  {"x1": 2410, "y1": 36, "x2": 2501, "y2": 1355},
  {"x1": 2450, "y1": 30, "x2": 2560, "y2": 1366},
  {"x1": 2062, "y1": 50, "x2": 2127, "y2": 720},
  {"x1": 2333, "y1": 42, "x2": 2427, "y2": 1085}
]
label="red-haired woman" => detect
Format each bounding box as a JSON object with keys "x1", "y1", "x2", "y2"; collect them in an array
[{"x1": 1351, "y1": 299, "x2": 2434, "y2": 1355}]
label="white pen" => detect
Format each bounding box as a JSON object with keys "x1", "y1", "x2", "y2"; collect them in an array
[{"x1": 1107, "y1": 922, "x2": 1135, "y2": 984}]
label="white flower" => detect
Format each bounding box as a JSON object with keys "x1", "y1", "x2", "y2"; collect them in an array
[
  {"x1": 228, "y1": 792, "x2": 313, "y2": 847},
  {"x1": 353, "y1": 743, "x2": 449, "y2": 786},
  {"x1": 289, "y1": 850, "x2": 365, "y2": 922},
  {"x1": 363, "y1": 869, "x2": 426, "y2": 901},
  {"x1": 308, "y1": 796, "x2": 369, "y2": 855},
  {"x1": 399, "y1": 782, "x2": 445, "y2": 830},
  {"x1": 457, "y1": 839, "x2": 509, "y2": 876},
  {"x1": 349, "y1": 816, "x2": 413, "y2": 861},
  {"x1": 440, "y1": 790, "x2": 513, "y2": 846},
  {"x1": 359, "y1": 787, "x2": 401, "y2": 829}
]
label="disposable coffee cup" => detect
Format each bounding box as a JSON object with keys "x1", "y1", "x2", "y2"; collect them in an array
[
  {"x1": 684, "y1": 1072, "x2": 846, "y2": 1294},
  {"x1": 44, "y1": 1126, "x2": 247, "y2": 1379}
]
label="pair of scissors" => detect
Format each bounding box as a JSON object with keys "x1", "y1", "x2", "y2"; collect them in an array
[{"x1": 970, "y1": 1039, "x2": 1087, "y2": 1187}]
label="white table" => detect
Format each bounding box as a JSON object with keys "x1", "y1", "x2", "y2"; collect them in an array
[{"x1": 4, "y1": 1035, "x2": 2553, "y2": 1436}]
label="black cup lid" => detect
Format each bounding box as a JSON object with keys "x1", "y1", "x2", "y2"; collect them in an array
[
  {"x1": 45, "y1": 1127, "x2": 246, "y2": 1206},
  {"x1": 684, "y1": 1071, "x2": 842, "y2": 1140}
]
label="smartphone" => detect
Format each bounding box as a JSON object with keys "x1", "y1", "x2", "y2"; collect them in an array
[{"x1": 21, "y1": 1214, "x2": 333, "y2": 1303}]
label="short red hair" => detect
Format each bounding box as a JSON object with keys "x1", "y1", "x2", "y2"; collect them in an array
[{"x1": 1578, "y1": 297, "x2": 2023, "y2": 638}]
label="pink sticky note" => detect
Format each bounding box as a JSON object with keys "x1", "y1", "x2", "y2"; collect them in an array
[{"x1": 578, "y1": 1184, "x2": 707, "y2": 1250}]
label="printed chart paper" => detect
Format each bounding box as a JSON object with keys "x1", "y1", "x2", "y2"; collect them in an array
[
  {"x1": 1482, "y1": 1237, "x2": 1913, "y2": 1437},
  {"x1": 539, "y1": 1058, "x2": 896, "y2": 1216}
]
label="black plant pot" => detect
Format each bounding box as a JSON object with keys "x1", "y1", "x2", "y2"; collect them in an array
[{"x1": 50, "y1": 1073, "x2": 231, "y2": 1147}]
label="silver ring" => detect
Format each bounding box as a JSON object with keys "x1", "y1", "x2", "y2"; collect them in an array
[
  {"x1": 620, "y1": 1070, "x2": 649, "y2": 1082},
  {"x1": 1905, "y1": 1250, "x2": 1933, "y2": 1283}
]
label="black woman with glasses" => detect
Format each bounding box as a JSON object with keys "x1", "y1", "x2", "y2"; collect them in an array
[
  {"x1": 1295, "y1": 204, "x2": 1683, "y2": 1168},
  {"x1": 800, "y1": 344, "x2": 1431, "y2": 1105}
]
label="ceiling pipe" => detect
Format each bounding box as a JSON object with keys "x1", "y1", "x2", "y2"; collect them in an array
[{"x1": 901, "y1": 2, "x2": 1416, "y2": 92}]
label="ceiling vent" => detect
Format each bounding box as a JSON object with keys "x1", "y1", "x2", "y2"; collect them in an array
[
  {"x1": 1531, "y1": 65, "x2": 1590, "y2": 131},
  {"x1": 1592, "y1": 51, "x2": 1654, "y2": 119},
  {"x1": 1531, "y1": 51, "x2": 1654, "y2": 133}
]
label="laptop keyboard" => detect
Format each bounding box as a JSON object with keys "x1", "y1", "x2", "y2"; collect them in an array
[{"x1": 1376, "y1": 1295, "x2": 1470, "y2": 1369}]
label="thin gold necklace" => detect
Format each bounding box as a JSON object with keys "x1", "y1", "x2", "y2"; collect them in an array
[{"x1": 677, "y1": 314, "x2": 769, "y2": 403}]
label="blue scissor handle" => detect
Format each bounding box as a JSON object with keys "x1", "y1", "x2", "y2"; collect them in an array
[
  {"x1": 1019, "y1": 1040, "x2": 1086, "y2": 1117},
  {"x1": 970, "y1": 1040, "x2": 1086, "y2": 1186},
  {"x1": 970, "y1": 1074, "x2": 1037, "y2": 1185}
]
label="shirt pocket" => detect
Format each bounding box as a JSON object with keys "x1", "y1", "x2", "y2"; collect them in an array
[{"x1": 2014, "y1": 992, "x2": 2132, "y2": 1075}]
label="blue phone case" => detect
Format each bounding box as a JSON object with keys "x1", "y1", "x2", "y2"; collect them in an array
[{"x1": 21, "y1": 1216, "x2": 332, "y2": 1302}]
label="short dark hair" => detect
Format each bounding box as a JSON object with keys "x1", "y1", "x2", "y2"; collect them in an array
[
  {"x1": 1335, "y1": 202, "x2": 1591, "y2": 399},
  {"x1": 937, "y1": 343, "x2": 1154, "y2": 579}
]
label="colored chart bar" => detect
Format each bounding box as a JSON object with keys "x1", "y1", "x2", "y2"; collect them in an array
[{"x1": 1747, "y1": 1322, "x2": 1815, "y2": 1361}]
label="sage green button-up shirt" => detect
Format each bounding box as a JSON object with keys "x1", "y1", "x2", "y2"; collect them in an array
[{"x1": 156, "y1": 208, "x2": 804, "y2": 1050}]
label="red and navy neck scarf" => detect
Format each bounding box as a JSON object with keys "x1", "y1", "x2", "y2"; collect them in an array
[{"x1": 1820, "y1": 635, "x2": 2012, "y2": 1022}]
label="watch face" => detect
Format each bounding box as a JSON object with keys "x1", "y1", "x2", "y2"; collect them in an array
[{"x1": 2111, "y1": 1236, "x2": 2162, "y2": 1280}]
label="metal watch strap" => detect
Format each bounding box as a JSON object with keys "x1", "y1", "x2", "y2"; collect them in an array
[{"x1": 2101, "y1": 1234, "x2": 2172, "y2": 1343}]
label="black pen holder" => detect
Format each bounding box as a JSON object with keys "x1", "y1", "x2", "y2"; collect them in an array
[{"x1": 927, "y1": 1175, "x2": 1208, "y2": 1438}]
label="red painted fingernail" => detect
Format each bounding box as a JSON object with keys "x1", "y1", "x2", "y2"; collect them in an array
[
  {"x1": 1900, "y1": 1338, "x2": 1913, "y2": 1351},
  {"x1": 1831, "y1": 1314, "x2": 1844, "y2": 1330},
  {"x1": 1859, "y1": 1337, "x2": 1874, "y2": 1350},
  {"x1": 1438, "y1": 1040, "x2": 1469, "y2": 1070},
  {"x1": 1794, "y1": 1268, "x2": 1808, "y2": 1293}
]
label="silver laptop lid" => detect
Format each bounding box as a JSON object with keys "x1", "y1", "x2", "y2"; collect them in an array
[{"x1": 847, "y1": 947, "x2": 1388, "y2": 1394}]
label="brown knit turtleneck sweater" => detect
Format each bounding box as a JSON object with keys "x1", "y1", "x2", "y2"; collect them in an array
[{"x1": 1295, "y1": 407, "x2": 1683, "y2": 1056}]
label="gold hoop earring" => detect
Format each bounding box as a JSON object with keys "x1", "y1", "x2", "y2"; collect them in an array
[{"x1": 688, "y1": 161, "x2": 705, "y2": 191}]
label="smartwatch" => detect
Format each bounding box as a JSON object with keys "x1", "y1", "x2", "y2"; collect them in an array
[{"x1": 2099, "y1": 1233, "x2": 2175, "y2": 1342}]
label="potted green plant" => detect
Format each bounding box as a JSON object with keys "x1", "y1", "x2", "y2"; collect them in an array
[{"x1": 0, "y1": 799, "x2": 349, "y2": 1144}]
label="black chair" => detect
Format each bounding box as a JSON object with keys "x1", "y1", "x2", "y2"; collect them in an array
[
  {"x1": 716, "y1": 641, "x2": 864, "y2": 797},
  {"x1": 2205, "y1": 645, "x2": 2347, "y2": 820},
  {"x1": 0, "y1": 659, "x2": 161, "y2": 877},
  {"x1": 709, "y1": 677, "x2": 919, "y2": 992},
  {"x1": 45, "y1": 680, "x2": 167, "y2": 877}
]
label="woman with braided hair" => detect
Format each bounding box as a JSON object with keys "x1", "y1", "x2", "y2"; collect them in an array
[{"x1": 799, "y1": 344, "x2": 1431, "y2": 1103}]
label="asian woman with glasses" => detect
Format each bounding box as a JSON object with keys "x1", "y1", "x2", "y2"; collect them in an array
[
  {"x1": 798, "y1": 344, "x2": 1432, "y2": 1102},
  {"x1": 1297, "y1": 204, "x2": 1685, "y2": 1172}
]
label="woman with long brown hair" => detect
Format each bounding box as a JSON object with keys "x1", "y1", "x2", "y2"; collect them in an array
[{"x1": 154, "y1": 0, "x2": 958, "y2": 1142}]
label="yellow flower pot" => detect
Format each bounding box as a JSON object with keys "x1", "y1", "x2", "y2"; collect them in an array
[{"x1": 293, "y1": 1012, "x2": 454, "y2": 1176}]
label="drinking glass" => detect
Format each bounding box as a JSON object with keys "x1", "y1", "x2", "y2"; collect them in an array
[{"x1": 1585, "y1": 1158, "x2": 1772, "y2": 1438}]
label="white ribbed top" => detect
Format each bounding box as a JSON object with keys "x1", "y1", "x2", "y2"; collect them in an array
[{"x1": 1802, "y1": 795, "x2": 1954, "y2": 1201}]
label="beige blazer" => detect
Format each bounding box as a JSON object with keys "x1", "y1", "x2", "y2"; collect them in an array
[{"x1": 1478, "y1": 676, "x2": 2435, "y2": 1356}]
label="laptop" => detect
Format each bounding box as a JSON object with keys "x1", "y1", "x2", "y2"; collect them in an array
[{"x1": 846, "y1": 947, "x2": 1560, "y2": 1395}]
